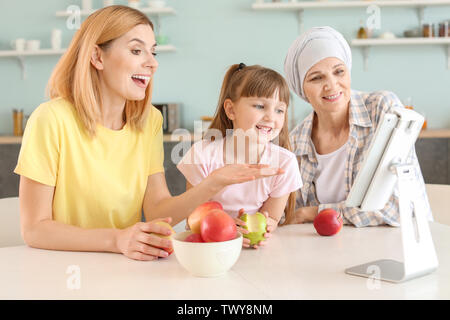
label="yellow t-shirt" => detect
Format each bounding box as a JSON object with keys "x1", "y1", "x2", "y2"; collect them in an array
[{"x1": 14, "y1": 98, "x2": 165, "y2": 229}]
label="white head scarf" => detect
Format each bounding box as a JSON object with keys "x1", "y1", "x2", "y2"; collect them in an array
[{"x1": 284, "y1": 26, "x2": 352, "y2": 102}]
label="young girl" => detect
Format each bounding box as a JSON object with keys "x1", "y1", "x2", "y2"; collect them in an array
[{"x1": 177, "y1": 63, "x2": 302, "y2": 248}]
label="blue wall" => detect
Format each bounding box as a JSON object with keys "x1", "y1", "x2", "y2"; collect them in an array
[{"x1": 1, "y1": 0, "x2": 450, "y2": 135}]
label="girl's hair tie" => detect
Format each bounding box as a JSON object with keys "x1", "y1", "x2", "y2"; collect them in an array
[{"x1": 238, "y1": 63, "x2": 246, "y2": 70}]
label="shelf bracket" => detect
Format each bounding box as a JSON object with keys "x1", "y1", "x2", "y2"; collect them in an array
[
  {"x1": 16, "y1": 56, "x2": 27, "y2": 80},
  {"x1": 297, "y1": 9, "x2": 304, "y2": 35},
  {"x1": 155, "y1": 14, "x2": 162, "y2": 36},
  {"x1": 447, "y1": 45, "x2": 450, "y2": 70},
  {"x1": 362, "y1": 46, "x2": 370, "y2": 72},
  {"x1": 417, "y1": 6, "x2": 425, "y2": 26}
]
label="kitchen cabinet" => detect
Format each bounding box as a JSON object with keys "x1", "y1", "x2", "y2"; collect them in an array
[{"x1": 1, "y1": 134, "x2": 450, "y2": 198}]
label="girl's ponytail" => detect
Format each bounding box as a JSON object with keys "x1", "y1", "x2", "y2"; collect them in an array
[{"x1": 208, "y1": 64, "x2": 242, "y2": 138}]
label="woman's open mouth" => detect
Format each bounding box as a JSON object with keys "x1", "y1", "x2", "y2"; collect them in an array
[
  {"x1": 322, "y1": 92, "x2": 342, "y2": 102},
  {"x1": 131, "y1": 74, "x2": 151, "y2": 89}
]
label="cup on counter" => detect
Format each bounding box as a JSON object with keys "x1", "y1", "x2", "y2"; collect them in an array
[
  {"x1": 10, "y1": 38, "x2": 26, "y2": 52},
  {"x1": 51, "y1": 29, "x2": 62, "y2": 50},
  {"x1": 12, "y1": 109, "x2": 24, "y2": 137},
  {"x1": 25, "y1": 40, "x2": 40, "y2": 51}
]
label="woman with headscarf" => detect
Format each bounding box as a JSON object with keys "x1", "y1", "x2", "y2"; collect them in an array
[{"x1": 284, "y1": 26, "x2": 431, "y2": 227}]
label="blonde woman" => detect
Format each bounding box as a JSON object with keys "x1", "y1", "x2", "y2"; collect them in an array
[{"x1": 14, "y1": 6, "x2": 282, "y2": 261}]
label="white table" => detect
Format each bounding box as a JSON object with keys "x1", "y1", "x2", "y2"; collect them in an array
[{"x1": 0, "y1": 223, "x2": 449, "y2": 300}]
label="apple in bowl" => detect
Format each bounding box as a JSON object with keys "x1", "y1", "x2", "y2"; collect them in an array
[
  {"x1": 188, "y1": 201, "x2": 223, "y2": 234},
  {"x1": 200, "y1": 209, "x2": 237, "y2": 243}
]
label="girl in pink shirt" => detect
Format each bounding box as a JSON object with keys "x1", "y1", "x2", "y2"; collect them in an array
[{"x1": 177, "y1": 63, "x2": 302, "y2": 248}]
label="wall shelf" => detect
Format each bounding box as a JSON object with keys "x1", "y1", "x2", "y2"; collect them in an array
[
  {"x1": 0, "y1": 44, "x2": 177, "y2": 80},
  {"x1": 0, "y1": 49, "x2": 66, "y2": 58},
  {"x1": 252, "y1": 0, "x2": 450, "y2": 36},
  {"x1": 0, "y1": 44, "x2": 176, "y2": 80},
  {"x1": 252, "y1": 1, "x2": 450, "y2": 69},
  {"x1": 352, "y1": 37, "x2": 450, "y2": 46},
  {"x1": 252, "y1": 0, "x2": 450, "y2": 10},
  {"x1": 55, "y1": 6, "x2": 176, "y2": 17},
  {"x1": 351, "y1": 37, "x2": 450, "y2": 70}
]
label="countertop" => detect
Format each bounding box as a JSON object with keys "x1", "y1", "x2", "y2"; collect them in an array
[
  {"x1": 1, "y1": 222, "x2": 449, "y2": 299},
  {"x1": 1, "y1": 129, "x2": 450, "y2": 144}
]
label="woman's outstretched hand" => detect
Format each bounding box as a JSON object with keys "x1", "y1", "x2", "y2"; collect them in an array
[
  {"x1": 115, "y1": 217, "x2": 174, "y2": 261},
  {"x1": 209, "y1": 164, "x2": 284, "y2": 188}
]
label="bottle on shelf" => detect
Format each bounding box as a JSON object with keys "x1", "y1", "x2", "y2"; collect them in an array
[{"x1": 357, "y1": 20, "x2": 368, "y2": 39}]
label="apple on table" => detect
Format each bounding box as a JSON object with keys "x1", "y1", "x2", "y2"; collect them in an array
[{"x1": 313, "y1": 209, "x2": 343, "y2": 236}]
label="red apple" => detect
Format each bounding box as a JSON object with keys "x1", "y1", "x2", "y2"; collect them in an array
[
  {"x1": 188, "y1": 201, "x2": 223, "y2": 234},
  {"x1": 152, "y1": 221, "x2": 175, "y2": 255},
  {"x1": 185, "y1": 233, "x2": 204, "y2": 243},
  {"x1": 313, "y1": 209, "x2": 343, "y2": 236},
  {"x1": 200, "y1": 209, "x2": 237, "y2": 242}
]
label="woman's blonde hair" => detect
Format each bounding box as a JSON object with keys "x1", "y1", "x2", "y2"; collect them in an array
[
  {"x1": 209, "y1": 64, "x2": 297, "y2": 225},
  {"x1": 47, "y1": 5, "x2": 154, "y2": 137}
]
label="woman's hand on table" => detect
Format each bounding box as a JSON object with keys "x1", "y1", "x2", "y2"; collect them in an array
[
  {"x1": 115, "y1": 217, "x2": 174, "y2": 261},
  {"x1": 294, "y1": 206, "x2": 319, "y2": 224},
  {"x1": 236, "y1": 209, "x2": 276, "y2": 249},
  {"x1": 208, "y1": 164, "x2": 284, "y2": 189}
]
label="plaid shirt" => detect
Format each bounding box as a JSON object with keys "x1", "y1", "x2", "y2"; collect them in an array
[{"x1": 289, "y1": 90, "x2": 432, "y2": 227}]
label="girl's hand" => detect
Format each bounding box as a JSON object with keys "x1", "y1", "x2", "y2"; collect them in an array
[
  {"x1": 209, "y1": 164, "x2": 284, "y2": 189},
  {"x1": 236, "y1": 209, "x2": 275, "y2": 249},
  {"x1": 295, "y1": 206, "x2": 319, "y2": 224},
  {"x1": 115, "y1": 217, "x2": 174, "y2": 261}
]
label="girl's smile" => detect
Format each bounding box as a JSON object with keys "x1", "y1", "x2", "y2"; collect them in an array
[{"x1": 224, "y1": 90, "x2": 286, "y2": 145}]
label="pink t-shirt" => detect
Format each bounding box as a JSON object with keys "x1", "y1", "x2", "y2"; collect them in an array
[{"x1": 177, "y1": 138, "x2": 303, "y2": 218}]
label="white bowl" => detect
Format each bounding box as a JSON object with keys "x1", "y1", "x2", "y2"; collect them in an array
[
  {"x1": 148, "y1": 0, "x2": 166, "y2": 8},
  {"x1": 172, "y1": 231, "x2": 243, "y2": 277}
]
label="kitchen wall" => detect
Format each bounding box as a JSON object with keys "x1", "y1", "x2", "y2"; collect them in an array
[{"x1": 1, "y1": 0, "x2": 450, "y2": 135}]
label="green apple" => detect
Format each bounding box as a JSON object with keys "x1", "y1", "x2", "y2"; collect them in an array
[{"x1": 240, "y1": 212, "x2": 267, "y2": 246}]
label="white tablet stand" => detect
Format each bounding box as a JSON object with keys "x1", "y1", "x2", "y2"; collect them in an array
[{"x1": 344, "y1": 108, "x2": 438, "y2": 283}]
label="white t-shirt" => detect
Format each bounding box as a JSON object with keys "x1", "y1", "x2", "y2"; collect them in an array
[
  {"x1": 177, "y1": 138, "x2": 303, "y2": 218},
  {"x1": 313, "y1": 141, "x2": 348, "y2": 205}
]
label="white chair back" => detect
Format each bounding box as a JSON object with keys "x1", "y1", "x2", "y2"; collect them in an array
[
  {"x1": 426, "y1": 184, "x2": 450, "y2": 226},
  {"x1": 0, "y1": 197, "x2": 25, "y2": 247}
]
